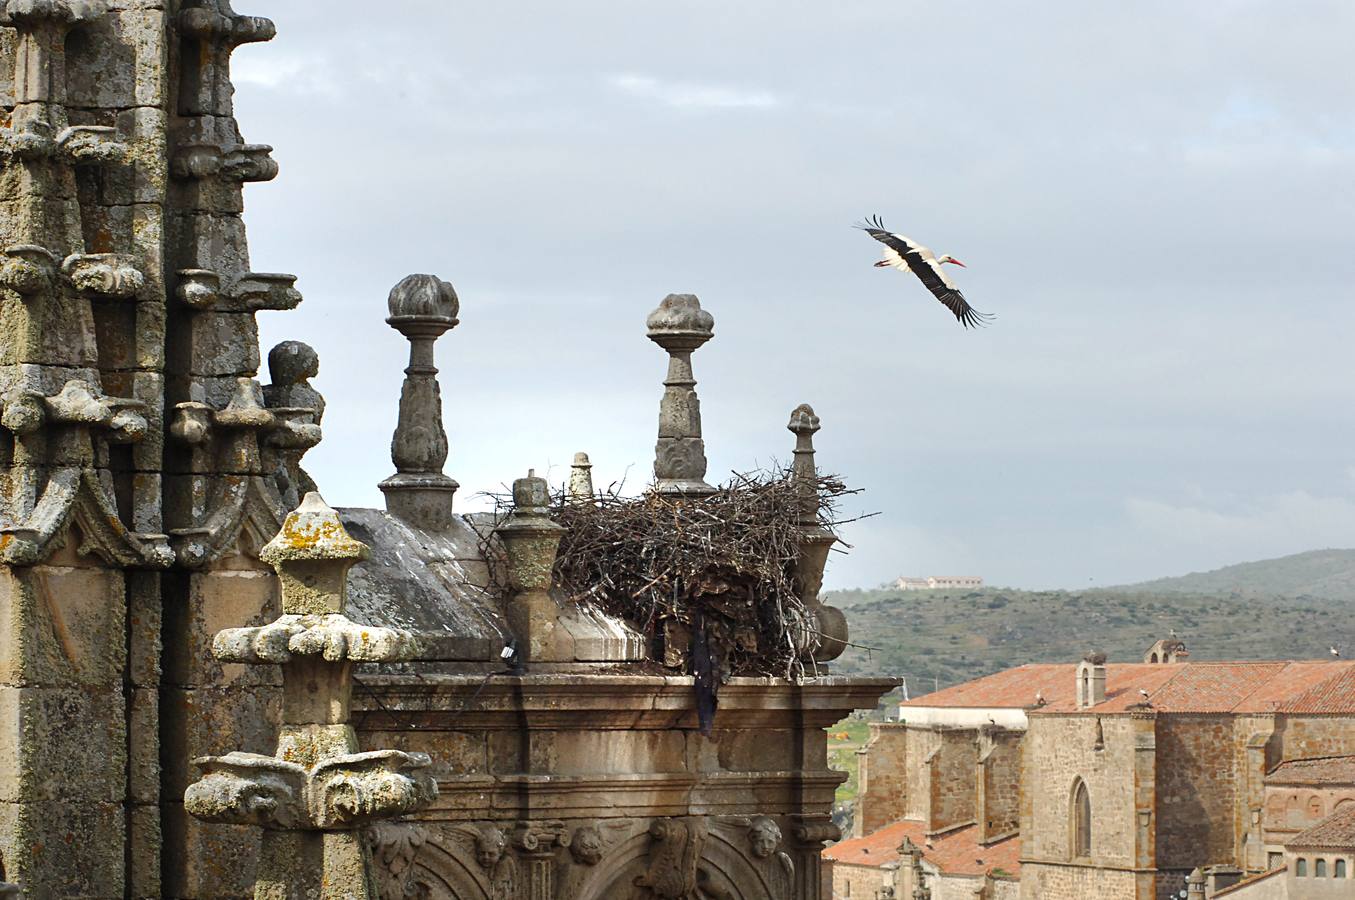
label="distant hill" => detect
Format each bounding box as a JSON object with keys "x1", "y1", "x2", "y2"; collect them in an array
[
  {"x1": 1113, "y1": 548, "x2": 1355, "y2": 601},
  {"x1": 822, "y1": 586, "x2": 1355, "y2": 697}
]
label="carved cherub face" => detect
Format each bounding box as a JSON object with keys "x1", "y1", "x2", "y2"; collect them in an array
[
  {"x1": 570, "y1": 826, "x2": 603, "y2": 865},
  {"x1": 749, "y1": 817, "x2": 782, "y2": 859},
  {"x1": 475, "y1": 827, "x2": 507, "y2": 869}
]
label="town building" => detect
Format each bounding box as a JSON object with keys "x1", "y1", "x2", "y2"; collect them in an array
[
  {"x1": 893, "y1": 576, "x2": 985, "y2": 591},
  {"x1": 0, "y1": 3, "x2": 893, "y2": 897},
  {"x1": 843, "y1": 645, "x2": 1355, "y2": 900}
]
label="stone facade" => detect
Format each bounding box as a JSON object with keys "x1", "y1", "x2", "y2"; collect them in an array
[{"x1": 0, "y1": 3, "x2": 893, "y2": 898}]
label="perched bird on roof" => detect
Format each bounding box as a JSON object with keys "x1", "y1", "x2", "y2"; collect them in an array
[
  {"x1": 1139, "y1": 689, "x2": 1151, "y2": 700},
  {"x1": 856, "y1": 215, "x2": 993, "y2": 329},
  {"x1": 1332, "y1": 646, "x2": 1341, "y2": 658}
]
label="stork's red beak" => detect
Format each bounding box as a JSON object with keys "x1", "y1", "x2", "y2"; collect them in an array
[{"x1": 946, "y1": 258, "x2": 967, "y2": 267}]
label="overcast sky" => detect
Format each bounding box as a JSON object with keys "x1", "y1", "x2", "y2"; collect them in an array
[{"x1": 237, "y1": 1, "x2": 1355, "y2": 590}]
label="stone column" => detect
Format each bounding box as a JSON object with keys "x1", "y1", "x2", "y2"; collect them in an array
[
  {"x1": 646, "y1": 293, "x2": 716, "y2": 496},
  {"x1": 184, "y1": 493, "x2": 436, "y2": 899},
  {"x1": 496, "y1": 471, "x2": 569, "y2": 664},
  {"x1": 378, "y1": 273, "x2": 460, "y2": 530},
  {"x1": 787, "y1": 404, "x2": 848, "y2": 662}
]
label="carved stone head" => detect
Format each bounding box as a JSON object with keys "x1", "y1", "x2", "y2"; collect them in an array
[
  {"x1": 570, "y1": 825, "x2": 604, "y2": 866},
  {"x1": 268, "y1": 340, "x2": 319, "y2": 385},
  {"x1": 475, "y1": 825, "x2": 507, "y2": 870},
  {"x1": 748, "y1": 816, "x2": 782, "y2": 859}
]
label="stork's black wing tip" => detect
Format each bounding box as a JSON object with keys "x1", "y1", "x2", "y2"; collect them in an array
[{"x1": 854, "y1": 214, "x2": 888, "y2": 232}]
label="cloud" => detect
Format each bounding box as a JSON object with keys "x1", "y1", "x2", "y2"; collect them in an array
[
  {"x1": 607, "y1": 74, "x2": 784, "y2": 110},
  {"x1": 1124, "y1": 491, "x2": 1355, "y2": 560}
]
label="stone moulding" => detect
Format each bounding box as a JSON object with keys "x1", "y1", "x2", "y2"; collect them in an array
[{"x1": 185, "y1": 748, "x2": 436, "y2": 831}]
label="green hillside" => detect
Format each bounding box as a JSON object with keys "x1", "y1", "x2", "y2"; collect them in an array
[
  {"x1": 824, "y1": 586, "x2": 1355, "y2": 694},
  {"x1": 1115, "y1": 548, "x2": 1355, "y2": 600}
]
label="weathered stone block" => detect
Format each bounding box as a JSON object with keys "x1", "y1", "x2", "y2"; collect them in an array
[
  {"x1": 128, "y1": 687, "x2": 159, "y2": 803},
  {"x1": 0, "y1": 800, "x2": 126, "y2": 898},
  {"x1": 161, "y1": 801, "x2": 260, "y2": 900},
  {"x1": 0, "y1": 685, "x2": 128, "y2": 803},
  {"x1": 0, "y1": 563, "x2": 127, "y2": 688},
  {"x1": 126, "y1": 570, "x2": 161, "y2": 686},
  {"x1": 160, "y1": 685, "x2": 280, "y2": 797},
  {"x1": 164, "y1": 566, "x2": 280, "y2": 688},
  {"x1": 128, "y1": 802, "x2": 162, "y2": 900},
  {"x1": 66, "y1": 9, "x2": 169, "y2": 110},
  {"x1": 185, "y1": 311, "x2": 261, "y2": 377}
]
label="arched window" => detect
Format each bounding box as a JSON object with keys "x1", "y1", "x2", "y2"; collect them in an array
[
  {"x1": 1071, "y1": 779, "x2": 1092, "y2": 859},
  {"x1": 1316, "y1": 859, "x2": 1327, "y2": 877},
  {"x1": 1297, "y1": 858, "x2": 1308, "y2": 877},
  {"x1": 1336, "y1": 859, "x2": 1347, "y2": 878}
]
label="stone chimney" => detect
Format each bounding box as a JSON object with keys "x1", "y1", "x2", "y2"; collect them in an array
[
  {"x1": 379, "y1": 273, "x2": 460, "y2": 530},
  {"x1": 1076, "y1": 652, "x2": 1107, "y2": 708}
]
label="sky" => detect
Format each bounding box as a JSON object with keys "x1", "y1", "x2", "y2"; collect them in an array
[{"x1": 236, "y1": 1, "x2": 1355, "y2": 591}]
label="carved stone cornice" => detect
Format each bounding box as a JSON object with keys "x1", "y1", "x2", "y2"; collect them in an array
[{"x1": 173, "y1": 268, "x2": 300, "y2": 311}]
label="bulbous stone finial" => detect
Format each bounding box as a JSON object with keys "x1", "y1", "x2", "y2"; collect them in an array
[
  {"x1": 260, "y1": 491, "x2": 368, "y2": 616},
  {"x1": 647, "y1": 294, "x2": 716, "y2": 496},
  {"x1": 386, "y1": 273, "x2": 459, "y2": 327},
  {"x1": 379, "y1": 273, "x2": 460, "y2": 531}
]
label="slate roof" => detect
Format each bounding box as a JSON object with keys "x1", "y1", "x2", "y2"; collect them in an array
[
  {"x1": 1287, "y1": 803, "x2": 1355, "y2": 849},
  {"x1": 903, "y1": 660, "x2": 1355, "y2": 715},
  {"x1": 823, "y1": 820, "x2": 1021, "y2": 878},
  {"x1": 1266, "y1": 756, "x2": 1355, "y2": 786}
]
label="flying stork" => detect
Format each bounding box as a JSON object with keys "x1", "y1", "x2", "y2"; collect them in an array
[{"x1": 856, "y1": 215, "x2": 993, "y2": 329}]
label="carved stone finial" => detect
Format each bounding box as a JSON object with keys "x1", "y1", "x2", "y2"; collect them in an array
[
  {"x1": 263, "y1": 340, "x2": 325, "y2": 509},
  {"x1": 787, "y1": 403, "x2": 821, "y2": 525},
  {"x1": 647, "y1": 293, "x2": 716, "y2": 496},
  {"x1": 785, "y1": 403, "x2": 849, "y2": 663},
  {"x1": 496, "y1": 471, "x2": 569, "y2": 664},
  {"x1": 379, "y1": 273, "x2": 460, "y2": 531},
  {"x1": 259, "y1": 491, "x2": 367, "y2": 616},
  {"x1": 567, "y1": 451, "x2": 595, "y2": 505},
  {"x1": 186, "y1": 492, "x2": 434, "y2": 898}
]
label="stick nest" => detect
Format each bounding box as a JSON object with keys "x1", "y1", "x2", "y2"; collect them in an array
[{"x1": 536, "y1": 469, "x2": 859, "y2": 679}]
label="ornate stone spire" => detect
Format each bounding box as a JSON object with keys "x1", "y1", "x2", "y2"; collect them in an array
[
  {"x1": 646, "y1": 293, "x2": 716, "y2": 496},
  {"x1": 184, "y1": 493, "x2": 435, "y2": 898},
  {"x1": 379, "y1": 273, "x2": 460, "y2": 530},
  {"x1": 787, "y1": 404, "x2": 848, "y2": 662}
]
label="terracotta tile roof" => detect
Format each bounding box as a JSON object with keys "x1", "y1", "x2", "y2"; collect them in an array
[
  {"x1": 1214, "y1": 867, "x2": 1283, "y2": 897},
  {"x1": 1266, "y1": 756, "x2": 1355, "y2": 785},
  {"x1": 1019, "y1": 660, "x2": 1355, "y2": 715},
  {"x1": 823, "y1": 820, "x2": 1021, "y2": 878},
  {"x1": 900, "y1": 664, "x2": 1080, "y2": 710},
  {"x1": 1287, "y1": 803, "x2": 1355, "y2": 849}
]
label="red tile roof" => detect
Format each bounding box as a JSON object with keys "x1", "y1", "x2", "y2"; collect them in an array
[
  {"x1": 899, "y1": 664, "x2": 1080, "y2": 710},
  {"x1": 1266, "y1": 756, "x2": 1355, "y2": 786},
  {"x1": 1288, "y1": 803, "x2": 1355, "y2": 849},
  {"x1": 904, "y1": 660, "x2": 1355, "y2": 715},
  {"x1": 823, "y1": 820, "x2": 1021, "y2": 878}
]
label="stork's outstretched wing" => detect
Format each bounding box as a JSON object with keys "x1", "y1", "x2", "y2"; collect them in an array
[{"x1": 856, "y1": 215, "x2": 994, "y2": 329}]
